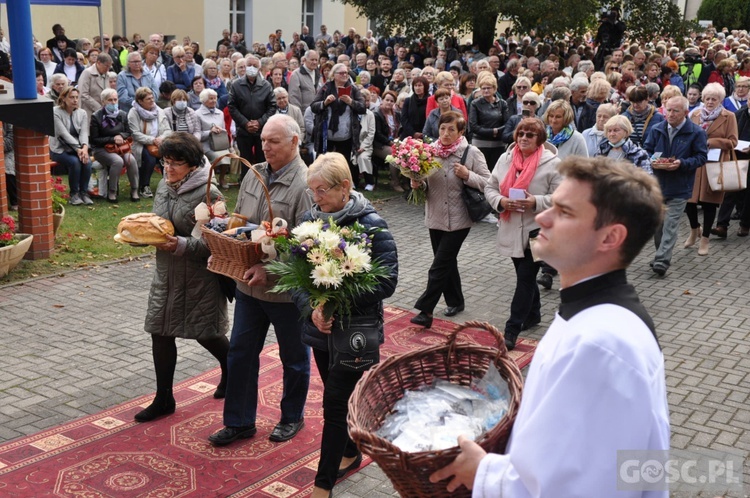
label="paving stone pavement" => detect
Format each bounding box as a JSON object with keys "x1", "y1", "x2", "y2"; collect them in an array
[{"x1": 1, "y1": 195, "x2": 750, "y2": 496}]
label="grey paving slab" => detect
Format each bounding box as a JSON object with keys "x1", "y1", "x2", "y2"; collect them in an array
[{"x1": 1, "y1": 195, "x2": 750, "y2": 496}]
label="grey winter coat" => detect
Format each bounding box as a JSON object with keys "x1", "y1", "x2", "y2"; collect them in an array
[{"x1": 144, "y1": 166, "x2": 229, "y2": 339}]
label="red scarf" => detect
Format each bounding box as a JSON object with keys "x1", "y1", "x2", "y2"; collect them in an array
[
  {"x1": 432, "y1": 136, "x2": 466, "y2": 158},
  {"x1": 499, "y1": 145, "x2": 544, "y2": 221}
]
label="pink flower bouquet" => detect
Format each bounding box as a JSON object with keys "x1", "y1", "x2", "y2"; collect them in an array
[{"x1": 385, "y1": 137, "x2": 442, "y2": 204}]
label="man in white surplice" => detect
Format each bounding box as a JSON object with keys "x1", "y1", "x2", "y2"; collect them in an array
[{"x1": 431, "y1": 156, "x2": 670, "y2": 497}]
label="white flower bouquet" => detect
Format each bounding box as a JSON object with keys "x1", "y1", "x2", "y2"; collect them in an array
[{"x1": 266, "y1": 218, "x2": 390, "y2": 318}]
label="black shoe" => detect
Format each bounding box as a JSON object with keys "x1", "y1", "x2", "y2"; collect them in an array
[
  {"x1": 536, "y1": 273, "x2": 553, "y2": 290},
  {"x1": 134, "y1": 396, "x2": 176, "y2": 423},
  {"x1": 504, "y1": 332, "x2": 518, "y2": 351},
  {"x1": 213, "y1": 380, "x2": 226, "y2": 399},
  {"x1": 443, "y1": 304, "x2": 465, "y2": 317},
  {"x1": 521, "y1": 317, "x2": 541, "y2": 331},
  {"x1": 651, "y1": 263, "x2": 667, "y2": 277},
  {"x1": 269, "y1": 419, "x2": 305, "y2": 442},
  {"x1": 410, "y1": 311, "x2": 433, "y2": 328},
  {"x1": 337, "y1": 452, "x2": 363, "y2": 479},
  {"x1": 208, "y1": 425, "x2": 257, "y2": 446}
]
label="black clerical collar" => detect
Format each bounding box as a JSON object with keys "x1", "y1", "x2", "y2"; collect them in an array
[{"x1": 559, "y1": 269, "x2": 659, "y2": 347}]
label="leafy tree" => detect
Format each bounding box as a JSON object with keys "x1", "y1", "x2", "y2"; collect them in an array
[
  {"x1": 623, "y1": 0, "x2": 700, "y2": 46},
  {"x1": 696, "y1": 0, "x2": 750, "y2": 32}
]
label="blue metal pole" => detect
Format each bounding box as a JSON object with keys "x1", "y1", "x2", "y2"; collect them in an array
[{"x1": 6, "y1": 0, "x2": 36, "y2": 100}]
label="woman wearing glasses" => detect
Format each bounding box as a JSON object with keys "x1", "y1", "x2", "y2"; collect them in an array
[
  {"x1": 128, "y1": 86, "x2": 171, "y2": 198},
  {"x1": 296, "y1": 152, "x2": 398, "y2": 498},
  {"x1": 310, "y1": 62, "x2": 367, "y2": 186},
  {"x1": 505, "y1": 76, "x2": 533, "y2": 116},
  {"x1": 469, "y1": 71, "x2": 510, "y2": 172},
  {"x1": 485, "y1": 117, "x2": 561, "y2": 350},
  {"x1": 502, "y1": 91, "x2": 542, "y2": 144},
  {"x1": 722, "y1": 76, "x2": 749, "y2": 113},
  {"x1": 137, "y1": 132, "x2": 229, "y2": 423}
]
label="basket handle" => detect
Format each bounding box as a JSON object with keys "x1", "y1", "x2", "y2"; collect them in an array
[
  {"x1": 206, "y1": 153, "x2": 275, "y2": 221},
  {"x1": 446, "y1": 320, "x2": 509, "y2": 363}
]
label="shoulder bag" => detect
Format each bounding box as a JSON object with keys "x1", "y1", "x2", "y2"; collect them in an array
[
  {"x1": 459, "y1": 146, "x2": 493, "y2": 222},
  {"x1": 328, "y1": 314, "x2": 382, "y2": 372},
  {"x1": 143, "y1": 120, "x2": 162, "y2": 158},
  {"x1": 104, "y1": 136, "x2": 133, "y2": 155},
  {"x1": 706, "y1": 149, "x2": 749, "y2": 192}
]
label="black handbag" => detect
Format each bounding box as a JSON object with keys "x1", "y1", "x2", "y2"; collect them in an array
[
  {"x1": 327, "y1": 314, "x2": 382, "y2": 372},
  {"x1": 459, "y1": 146, "x2": 493, "y2": 222}
]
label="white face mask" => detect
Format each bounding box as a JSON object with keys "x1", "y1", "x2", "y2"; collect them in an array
[
  {"x1": 246, "y1": 66, "x2": 259, "y2": 78},
  {"x1": 174, "y1": 100, "x2": 188, "y2": 111}
]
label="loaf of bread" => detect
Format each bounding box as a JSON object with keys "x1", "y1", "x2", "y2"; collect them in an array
[{"x1": 114, "y1": 213, "x2": 175, "y2": 245}]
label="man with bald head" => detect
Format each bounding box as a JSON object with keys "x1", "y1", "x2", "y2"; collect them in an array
[
  {"x1": 228, "y1": 55, "x2": 277, "y2": 181},
  {"x1": 288, "y1": 49, "x2": 320, "y2": 112}
]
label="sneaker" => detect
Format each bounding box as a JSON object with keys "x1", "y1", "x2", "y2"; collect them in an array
[
  {"x1": 81, "y1": 193, "x2": 94, "y2": 205},
  {"x1": 481, "y1": 213, "x2": 498, "y2": 224},
  {"x1": 140, "y1": 186, "x2": 153, "y2": 198},
  {"x1": 536, "y1": 273, "x2": 553, "y2": 290},
  {"x1": 364, "y1": 184, "x2": 375, "y2": 191},
  {"x1": 69, "y1": 193, "x2": 83, "y2": 205},
  {"x1": 651, "y1": 263, "x2": 667, "y2": 276}
]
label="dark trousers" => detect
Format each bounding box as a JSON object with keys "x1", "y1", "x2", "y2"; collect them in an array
[
  {"x1": 414, "y1": 227, "x2": 470, "y2": 313},
  {"x1": 139, "y1": 148, "x2": 158, "y2": 191},
  {"x1": 328, "y1": 139, "x2": 357, "y2": 186},
  {"x1": 223, "y1": 291, "x2": 310, "y2": 427},
  {"x1": 236, "y1": 134, "x2": 265, "y2": 183},
  {"x1": 150, "y1": 334, "x2": 229, "y2": 396},
  {"x1": 5, "y1": 173, "x2": 16, "y2": 207},
  {"x1": 477, "y1": 146, "x2": 504, "y2": 172},
  {"x1": 311, "y1": 347, "x2": 363, "y2": 490},
  {"x1": 505, "y1": 248, "x2": 541, "y2": 336},
  {"x1": 685, "y1": 201, "x2": 718, "y2": 237},
  {"x1": 51, "y1": 151, "x2": 92, "y2": 196},
  {"x1": 717, "y1": 190, "x2": 750, "y2": 228}
]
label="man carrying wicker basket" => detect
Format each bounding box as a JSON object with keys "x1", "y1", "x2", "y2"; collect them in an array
[
  {"x1": 431, "y1": 157, "x2": 670, "y2": 497},
  {"x1": 209, "y1": 115, "x2": 313, "y2": 446}
]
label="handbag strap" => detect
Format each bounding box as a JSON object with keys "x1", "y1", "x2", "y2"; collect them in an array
[{"x1": 460, "y1": 145, "x2": 470, "y2": 166}]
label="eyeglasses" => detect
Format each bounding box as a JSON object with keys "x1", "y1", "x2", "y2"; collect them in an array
[
  {"x1": 480, "y1": 86, "x2": 494, "y2": 91},
  {"x1": 610, "y1": 66, "x2": 620, "y2": 70},
  {"x1": 305, "y1": 184, "x2": 339, "y2": 198},
  {"x1": 160, "y1": 159, "x2": 188, "y2": 168},
  {"x1": 522, "y1": 101, "x2": 538, "y2": 106},
  {"x1": 737, "y1": 85, "x2": 750, "y2": 89},
  {"x1": 335, "y1": 71, "x2": 348, "y2": 75},
  {"x1": 517, "y1": 131, "x2": 537, "y2": 138},
  {"x1": 515, "y1": 85, "x2": 529, "y2": 89}
]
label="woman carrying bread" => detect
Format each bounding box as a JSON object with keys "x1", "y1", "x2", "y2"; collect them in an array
[{"x1": 135, "y1": 132, "x2": 230, "y2": 423}]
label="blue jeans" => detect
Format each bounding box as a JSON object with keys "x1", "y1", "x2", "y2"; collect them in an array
[
  {"x1": 223, "y1": 290, "x2": 310, "y2": 427},
  {"x1": 51, "y1": 151, "x2": 91, "y2": 196},
  {"x1": 653, "y1": 197, "x2": 688, "y2": 268}
]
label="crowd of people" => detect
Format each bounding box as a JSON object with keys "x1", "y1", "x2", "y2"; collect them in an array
[{"x1": 4, "y1": 17, "x2": 750, "y2": 497}]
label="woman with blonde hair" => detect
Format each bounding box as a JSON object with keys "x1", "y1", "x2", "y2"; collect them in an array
[
  {"x1": 469, "y1": 71, "x2": 509, "y2": 171},
  {"x1": 50, "y1": 86, "x2": 93, "y2": 205},
  {"x1": 542, "y1": 99, "x2": 588, "y2": 158},
  {"x1": 425, "y1": 71, "x2": 468, "y2": 120},
  {"x1": 686, "y1": 82, "x2": 738, "y2": 254},
  {"x1": 582, "y1": 102, "x2": 618, "y2": 157},
  {"x1": 595, "y1": 114, "x2": 652, "y2": 173},
  {"x1": 723, "y1": 76, "x2": 749, "y2": 112},
  {"x1": 657, "y1": 85, "x2": 684, "y2": 116},
  {"x1": 506, "y1": 76, "x2": 532, "y2": 116}
]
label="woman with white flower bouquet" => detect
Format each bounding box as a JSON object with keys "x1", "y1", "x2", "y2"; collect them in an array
[
  {"x1": 409, "y1": 111, "x2": 490, "y2": 329},
  {"x1": 268, "y1": 152, "x2": 398, "y2": 498}
]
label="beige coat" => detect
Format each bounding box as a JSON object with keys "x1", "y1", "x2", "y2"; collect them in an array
[
  {"x1": 127, "y1": 107, "x2": 172, "y2": 164},
  {"x1": 234, "y1": 155, "x2": 312, "y2": 302},
  {"x1": 78, "y1": 65, "x2": 108, "y2": 118},
  {"x1": 485, "y1": 142, "x2": 562, "y2": 258},
  {"x1": 423, "y1": 140, "x2": 491, "y2": 232},
  {"x1": 689, "y1": 108, "x2": 738, "y2": 205}
]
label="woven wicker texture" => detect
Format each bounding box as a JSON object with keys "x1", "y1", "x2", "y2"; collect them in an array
[
  {"x1": 201, "y1": 153, "x2": 273, "y2": 280},
  {"x1": 348, "y1": 320, "x2": 524, "y2": 497}
]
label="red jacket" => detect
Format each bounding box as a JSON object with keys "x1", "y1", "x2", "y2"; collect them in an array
[{"x1": 425, "y1": 92, "x2": 468, "y2": 121}]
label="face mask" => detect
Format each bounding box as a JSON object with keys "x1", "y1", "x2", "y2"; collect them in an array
[
  {"x1": 608, "y1": 137, "x2": 627, "y2": 148},
  {"x1": 246, "y1": 66, "x2": 259, "y2": 77},
  {"x1": 174, "y1": 101, "x2": 188, "y2": 111},
  {"x1": 105, "y1": 103, "x2": 118, "y2": 113}
]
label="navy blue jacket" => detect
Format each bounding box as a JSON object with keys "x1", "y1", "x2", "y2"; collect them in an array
[
  {"x1": 293, "y1": 192, "x2": 399, "y2": 351},
  {"x1": 643, "y1": 119, "x2": 708, "y2": 199}
]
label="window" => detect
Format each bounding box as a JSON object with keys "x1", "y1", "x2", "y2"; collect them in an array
[
  {"x1": 230, "y1": 0, "x2": 246, "y2": 36},
  {"x1": 301, "y1": 0, "x2": 314, "y2": 33}
]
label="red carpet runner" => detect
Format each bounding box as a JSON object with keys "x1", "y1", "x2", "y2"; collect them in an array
[{"x1": 0, "y1": 306, "x2": 537, "y2": 497}]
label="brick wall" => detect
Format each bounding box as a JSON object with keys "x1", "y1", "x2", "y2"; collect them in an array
[
  {"x1": 0, "y1": 124, "x2": 6, "y2": 219},
  {"x1": 15, "y1": 127, "x2": 53, "y2": 259}
]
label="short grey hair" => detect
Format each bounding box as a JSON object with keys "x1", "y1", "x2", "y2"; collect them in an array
[
  {"x1": 569, "y1": 78, "x2": 589, "y2": 92},
  {"x1": 577, "y1": 60, "x2": 594, "y2": 73},
  {"x1": 273, "y1": 87, "x2": 289, "y2": 98},
  {"x1": 266, "y1": 113, "x2": 301, "y2": 142},
  {"x1": 100, "y1": 88, "x2": 117, "y2": 102},
  {"x1": 702, "y1": 82, "x2": 726, "y2": 101},
  {"x1": 97, "y1": 53, "x2": 113, "y2": 64},
  {"x1": 50, "y1": 73, "x2": 68, "y2": 86},
  {"x1": 199, "y1": 88, "x2": 217, "y2": 103}
]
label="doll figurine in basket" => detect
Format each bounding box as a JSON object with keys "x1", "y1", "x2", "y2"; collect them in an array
[
  {"x1": 135, "y1": 132, "x2": 230, "y2": 423},
  {"x1": 430, "y1": 157, "x2": 670, "y2": 497}
]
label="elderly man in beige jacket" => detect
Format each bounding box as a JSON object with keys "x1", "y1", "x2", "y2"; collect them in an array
[{"x1": 78, "y1": 53, "x2": 112, "y2": 118}]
